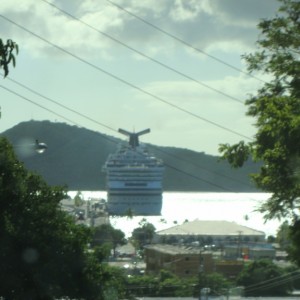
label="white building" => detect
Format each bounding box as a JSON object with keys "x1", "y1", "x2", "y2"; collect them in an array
[{"x1": 154, "y1": 219, "x2": 266, "y2": 246}]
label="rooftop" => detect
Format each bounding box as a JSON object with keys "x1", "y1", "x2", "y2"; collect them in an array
[
  {"x1": 144, "y1": 244, "x2": 209, "y2": 255},
  {"x1": 156, "y1": 219, "x2": 265, "y2": 237}
]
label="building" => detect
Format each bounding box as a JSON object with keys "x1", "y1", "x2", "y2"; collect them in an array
[
  {"x1": 145, "y1": 220, "x2": 274, "y2": 279},
  {"x1": 223, "y1": 242, "x2": 276, "y2": 260},
  {"x1": 144, "y1": 244, "x2": 214, "y2": 277},
  {"x1": 144, "y1": 244, "x2": 244, "y2": 279},
  {"x1": 154, "y1": 219, "x2": 266, "y2": 246}
]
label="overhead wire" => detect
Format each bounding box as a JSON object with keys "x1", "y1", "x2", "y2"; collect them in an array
[
  {"x1": 245, "y1": 269, "x2": 300, "y2": 290},
  {"x1": 40, "y1": 0, "x2": 244, "y2": 105},
  {"x1": 148, "y1": 145, "x2": 253, "y2": 189},
  {"x1": 0, "y1": 85, "x2": 118, "y2": 146},
  {"x1": 0, "y1": 6, "x2": 286, "y2": 289},
  {"x1": 0, "y1": 7, "x2": 257, "y2": 191},
  {"x1": 106, "y1": 0, "x2": 266, "y2": 84},
  {"x1": 244, "y1": 270, "x2": 300, "y2": 294},
  {"x1": 1, "y1": 76, "x2": 254, "y2": 192},
  {"x1": 0, "y1": 4, "x2": 256, "y2": 191},
  {"x1": 164, "y1": 163, "x2": 233, "y2": 192},
  {"x1": 5, "y1": 76, "x2": 116, "y2": 133},
  {"x1": 35, "y1": 1, "x2": 255, "y2": 188},
  {"x1": 0, "y1": 85, "x2": 80, "y2": 127},
  {"x1": 0, "y1": 14, "x2": 252, "y2": 141}
]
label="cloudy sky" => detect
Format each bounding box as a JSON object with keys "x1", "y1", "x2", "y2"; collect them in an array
[{"x1": 0, "y1": 0, "x2": 280, "y2": 155}]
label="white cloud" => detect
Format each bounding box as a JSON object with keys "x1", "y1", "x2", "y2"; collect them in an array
[
  {"x1": 1, "y1": 0, "x2": 280, "y2": 58},
  {"x1": 0, "y1": 0, "x2": 279, "y2": 155}
]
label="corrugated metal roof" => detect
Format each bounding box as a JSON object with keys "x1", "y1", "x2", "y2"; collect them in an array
[{"x1": 156, "y1": 219, "x2": 265, "y2": 237}]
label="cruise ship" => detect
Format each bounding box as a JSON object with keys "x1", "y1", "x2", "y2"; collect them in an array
[{"x1": 103, "y1": 128, "x2": 164, "y2": 216}]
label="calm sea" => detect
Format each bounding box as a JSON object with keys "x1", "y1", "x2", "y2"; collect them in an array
[{"x1": 68, "y1": 191, "x2": 283, "y2": 238}]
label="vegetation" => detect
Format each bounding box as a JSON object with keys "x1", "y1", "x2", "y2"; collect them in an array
[
  {"x1": 276, "y1": 220, "x2": 292, "y2": 250},
  {"x1": 0, "y1": 38, "x2": 18, "y2": 77},
  {"x1": 91, "y1": 223, "x2": 126, "y2": 257},
  {"x1": 131, "y1": 218, "x2": 156, "y2": 251},
  {"x1": 236, "y1": 259, "x2": 292, "y2": 296},
  {"x1": 124, "y1": 270, "x2": 198, "y2": 298},
  {"x1": 0, "y1": 137, "x2": 123, "y2": 299},
  {"x1": 219, "y1": 0, "x2": 300, "y2": 265},
  {"x1": 198, "y1": 272, "x2": 232, "y2": 297},
  {"x1": 74, "y1": 191, "x2": 84, "y2": 207},
  {"x1": 122, "y1": 269, "x2": 232, "y2": 298},
  {"x1": 0, "y1": 142, "x2": 295, "y2": 300}
]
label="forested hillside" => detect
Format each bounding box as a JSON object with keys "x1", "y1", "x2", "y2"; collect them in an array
[{"x1": 1, "y1": 120, "x2": 259, "y2": 191}]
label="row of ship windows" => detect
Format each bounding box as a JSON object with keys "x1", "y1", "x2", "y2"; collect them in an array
[
  {"x1": 109, "y1": 202, "x2": 160, "y2": 205},
  {"x1": 108, "y1": 178, "x2": 162, "y2": 181},
  {"x1": 108, "y1": 172, "x2": 163, "y2": 175},
  {"x1": 108, "y1": 179, "x2": 162, "y2": 183}
]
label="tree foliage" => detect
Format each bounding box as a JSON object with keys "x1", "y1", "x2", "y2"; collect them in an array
[
  {"x1": 91, "y1": 223, "x2": 126, "y2": 257},
  {"x1": 219, "y1": 0, "x2": 300, "y2": 221},
  {"x1": 0, "y1": 38, "x2": 18, "y2": 77},
  {"x1": 236, "y1": 259, "x2": 292, "y2": 296},
  {"x1": 123, "y1": 269, "x2": 230, "y2": 298},
  {"x1": 74, "y1": 191, "x2": 84, "y2": 207},
  {"x1": 131, "y1": 218, "x2": 156, "y2": 250},
  {"x1": 199, "y1": 272, "x2": 231, "y2": 297},
  {"x1": 0, "y1": 137, "x2": 120, "y2": 299},
  {"x1": 287, "y1": 219, "x2": 300, "y2": 265},
  {"x1": 124, "y1": 269, "x2": 199, "y2": 298},
  {"x1": 277, "y1": 220, "x2": 292, "y2": 250}
]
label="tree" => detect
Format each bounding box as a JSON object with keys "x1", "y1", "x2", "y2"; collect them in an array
[
  {"x1": 199, "y1": 272, "x2": 231, "y2": 297},
  {"x1": 158, "y1": 270, "x2": 198, "y2": 297},
  {"x1": 0, "y1": 38, "x2": 18, "y2": 77},
  {"x1": 131, "y1": 218, "x2": 156, "y2": 250},
  {"x1": 0, "y1": 137, "x2": 118, "y2": 299},
  {"x1": 91, "y1": 223, "x2": 126, "y2": 257},
  {"x1": 219, "y1": 0, "x2": 300, "y2": 222},
  {"x1": 277, "y1": 220, "x2": 292, "y2": 250},
  {"x1": 287, "y1": 219, "x2": 300, "y2": 266},
  {"x1": 74, "y1": 190, "x2": 84, "y2": 207},
  {"x1": 236, "y1": 259, "x2": 292, "y2": 296}
]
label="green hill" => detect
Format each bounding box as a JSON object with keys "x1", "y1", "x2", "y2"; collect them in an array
[{"x1": 1, "y1": 120, "x2": 260, "y2": 192}]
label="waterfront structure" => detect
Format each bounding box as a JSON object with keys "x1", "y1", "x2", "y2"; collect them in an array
[{"x1": 103, "y1": 128, "x2": 164, "y2": 216}]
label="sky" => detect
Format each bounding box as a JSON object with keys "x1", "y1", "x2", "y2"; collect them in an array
[{"x1": 0, "y1": 0, "x2": 281, "y2": 155}]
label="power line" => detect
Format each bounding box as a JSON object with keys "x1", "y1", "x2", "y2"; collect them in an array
[
  {"x1": 0, "y1": 14, "x2": 253, "y2": 141},
  {"x1": 165, "y1": 163, "x2": 233, "y2": 192},
  {"x1": 1, "y1": 79, "x2": 253, "y2": 192},
  {"x1": 6, "y1": 72, "x2": 252, "y2": 193},
  {"x1": 245, "y1": 270, "x2": 300, "y2": 294},
  {"x1": 148, "y1": 145, "x2": 253, "y2": 189},
  {"x1": 0, "y1": 85, "x2": 80, "y2": 126},
  {"x1": 40, "y1": 0, "x2": 244, "y2": 105},
  {"x1": 107, "y1": 0, "x2": 266, "y2": 84},
  {"x1": 6, "y1": 76, "x2": 117, "y2": 134}
]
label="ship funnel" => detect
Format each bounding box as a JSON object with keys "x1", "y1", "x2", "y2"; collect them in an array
[{"x1": 118, "y1": 128, "x2": 150, "y2": 148}]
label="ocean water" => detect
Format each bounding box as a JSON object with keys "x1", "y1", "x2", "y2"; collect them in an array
[{"x1": 68, "y1": 191, "x2": 284, "y2": 238}]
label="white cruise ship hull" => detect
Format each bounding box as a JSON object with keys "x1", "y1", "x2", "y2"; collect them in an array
[
  {"x1": 106, "y1": 175, "x2": 164, "y2": 215},
  {"x1": 103, "y1": 128, "x2": 164, "y2": 216}
]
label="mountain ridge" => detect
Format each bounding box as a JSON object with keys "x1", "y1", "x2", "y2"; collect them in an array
[{"x1": 1, "y1": 120, "x2": 259, "y2": 192}]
